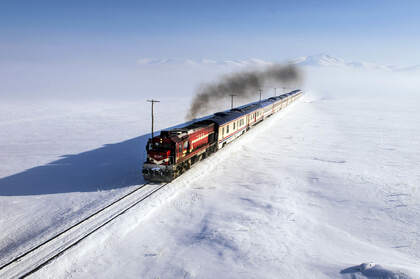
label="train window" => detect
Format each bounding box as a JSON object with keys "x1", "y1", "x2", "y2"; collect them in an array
[
  {"x1": 184, "y1": 141, "x2": 188, "y2": 149},
  {"x1": 179, "y1": 144, "x2": 182, "y2": 153},
  {"x1": 226, "y1": 125, "x2": 229, "y2": 133},
  {"x1": 233, "y1": 122, "x2": 236, "y2": 130},
  {"x1": 222, "y1": 127, "x2": 224, "y2": 135}
]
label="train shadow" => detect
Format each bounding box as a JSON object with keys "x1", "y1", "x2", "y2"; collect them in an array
[
  {"x1": 0, "y1": 117, "x2": 205, "y2": 196},
  {"x1": 0, "y1": 135, "x2": 148, "y2": 196}
]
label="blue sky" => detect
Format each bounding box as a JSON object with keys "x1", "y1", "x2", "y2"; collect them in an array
[
  {"x1": 1, "y1": 0, "x2": 420, "y2": 65},
  {"x1": 1, "y1": 0, "x2": 420, "y2": 100}
]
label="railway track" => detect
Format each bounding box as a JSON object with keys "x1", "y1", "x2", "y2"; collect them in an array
[{"x1": 0, "y1": 182, "x2": 169, "y2": 278}]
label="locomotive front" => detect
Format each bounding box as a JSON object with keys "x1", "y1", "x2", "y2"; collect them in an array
[
  {"x1": 143, "y1": 132, "x2": 177, "y2": 182},
  {"x1": 143, "y1": 121, "x2": 217, "y2": 182}
]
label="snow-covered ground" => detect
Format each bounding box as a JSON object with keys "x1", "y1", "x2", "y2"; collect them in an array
[
  {"x1": 0, "y1": 98, "x2": 190, "y2": 265},
  {"x1": 1, "y1": 60, "x2": 420, "y2": 278}
]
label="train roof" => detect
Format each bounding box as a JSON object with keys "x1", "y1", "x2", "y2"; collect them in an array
[
  {"x1": 233, "y1": 101, "x2": 261, "y2": 112},
  {"x1": 160, "y1": 119, "x2": 215, "y2": 141},
  {"x1": 208, "y1": 110, "x2": 244, "y2": 125},
  {"x1": 260, "y1": 99, "x2": 275, "y2": 107},
  {"x1": 200, "y1": 89, "x2": 303, "y2": 126}
]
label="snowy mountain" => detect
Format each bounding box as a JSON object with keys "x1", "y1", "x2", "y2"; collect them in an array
[
  {"x1": 137, "y1": 54, "x2": 420, "y2": 72},
  {"x1": 290, "y1": 53, "x2": 420, "y2": 72},
  {"x1": 137, "y1": 57, "x2": 274, "y2": 67},
  {"x1": 290, "y1": 53, "x2": 348, "y2": 67},
  {"x1": 290, "y1": 53, "x2": 394, "y2": 71}
]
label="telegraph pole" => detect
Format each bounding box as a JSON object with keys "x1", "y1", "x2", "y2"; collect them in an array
[
  {"x1": 259, "y1": 89, "x2": 263, "y2": 102},
  {"x1": 229, "y1": 94, "x2": 237, "y2": 109},
  {"x1": 147, "y1": 99, "x2": 160, "y2": 139},
  {"x1": 274, "y1": 87, "x2": 277, "y2": 96}
]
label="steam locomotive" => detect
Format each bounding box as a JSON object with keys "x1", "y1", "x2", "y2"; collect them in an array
[{"x1": 142, "y1": 89, "x2": 303, "y2": 182}]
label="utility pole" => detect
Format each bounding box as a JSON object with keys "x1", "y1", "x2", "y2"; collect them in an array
[
  {"x1": 147, "y1": 99, "x2": 160, "y2": 139},
  {"x1": 282, "y1": 86, "x2": 287, "y2": 94},
  {"x1": 229, "y1": 94, "x2": 237, "y2": 109},
  {"x1": 259, "y1": 89, "x2": 263, "y2": 102},
  {"x1": 274, "y1": 87, "x2": 277, "y2": 97}
]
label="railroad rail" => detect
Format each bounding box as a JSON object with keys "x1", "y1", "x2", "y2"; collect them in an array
[{"x1": 0, "y1": 182, "x2": 169, "y2": 278}]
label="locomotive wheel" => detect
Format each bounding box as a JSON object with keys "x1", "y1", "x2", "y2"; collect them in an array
[
  {"x1": 184, "y1": 161, "x2": 191, "y2": 170},
  {"x1": 176, "y1": 166, "x2": 183, "y2": 175}
]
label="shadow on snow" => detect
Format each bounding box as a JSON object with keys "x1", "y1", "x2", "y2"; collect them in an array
[
  {"x1": 0, "y1": 135, "x2": 150, "y2": 196},
  {"x1": 0, "y1": 116, "x2": 209, "y2": 196}
]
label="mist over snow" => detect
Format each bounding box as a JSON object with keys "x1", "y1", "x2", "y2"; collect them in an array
[
  {"x1": 2, "y1": 53, "x2": 420, "y2": 103},
  {"x1": 1, "y1": 54, "x2": 420, "y2": 278}
]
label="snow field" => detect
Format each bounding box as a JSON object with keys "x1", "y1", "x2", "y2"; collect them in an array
[
  {"x1": 32, "y1": 93, "x2": 420, "y2": 278},
  {"x1": 27, "y1": 100, "x2": 301, "y2": 278},
  {"x1": 0, "y1": 98, "x2": 189, "y2": 266},
  {"x1": 1, "y1": 64, "x2": 420, "y2": 278}
]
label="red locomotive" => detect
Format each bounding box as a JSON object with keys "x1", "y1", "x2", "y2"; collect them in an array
[{"x1": 143, "y1": 120, "x2": 218, "y2": 182}]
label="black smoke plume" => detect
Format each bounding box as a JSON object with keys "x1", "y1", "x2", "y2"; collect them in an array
[{"x1": 186, "y1": 64, "x2": 302, "y2": 120}]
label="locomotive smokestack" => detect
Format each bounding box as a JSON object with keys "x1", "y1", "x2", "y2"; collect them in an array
[{"x1": 186, "y1": 64, "x2": 302, "y2": 120}]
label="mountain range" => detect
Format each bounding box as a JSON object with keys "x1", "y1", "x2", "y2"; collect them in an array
[{"x1": 137, "y1": 54, "x2": 420, "y2": 72}]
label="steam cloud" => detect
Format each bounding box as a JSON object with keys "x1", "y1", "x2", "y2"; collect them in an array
[{"x1": 186, "y1": 64, "x2": 302, "y2": 120}]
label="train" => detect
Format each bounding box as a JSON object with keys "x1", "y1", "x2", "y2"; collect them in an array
[{"x1": 142, "y1": 89, "x2": 303, "y2": 182}]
